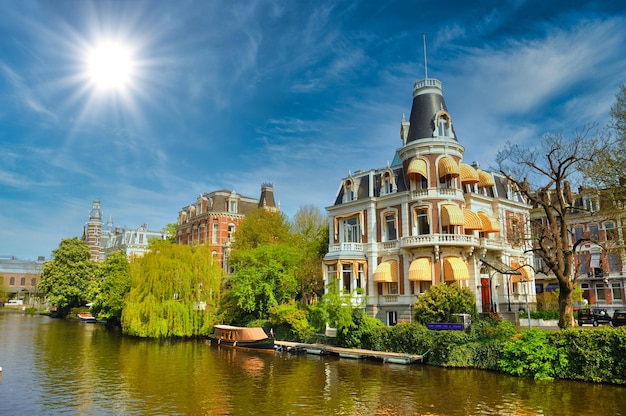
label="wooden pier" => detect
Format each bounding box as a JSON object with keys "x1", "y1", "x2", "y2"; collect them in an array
[{"x1": 274, "y1": 341, "x2": 423, "y2": 364}]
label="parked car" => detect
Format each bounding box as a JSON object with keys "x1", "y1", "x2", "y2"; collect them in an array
[
  {"x1": 612, "y1": 310, "x2": 626, "y2": 327},
  {"x1": 577, "y1": 308, "x2": 612, "y2": 327}
]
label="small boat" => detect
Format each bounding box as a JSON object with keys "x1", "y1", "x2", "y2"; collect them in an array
[
  {"x1": 77, "y1": 312, "x2": 98, "y2": 323},
  {"x1": 209, "y1": 325, "x2": 274, "y2": 350}
]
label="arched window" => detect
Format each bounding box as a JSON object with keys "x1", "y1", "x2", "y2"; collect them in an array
[
  {"x1": 381, "y1": 171, "x2": 394, "y2": 195},
  {"x1": 20, "y1": 277, "x2": 26, "y2": 286},
  {"x1": 604, "y1": 221, "x2": 616, "y2": 240},
  {"x1": 412, "y1": 207, "x2": 430, "y2": 236},
  {"x1": 344, "y1": 179, "x2": 354, "y2": 202},
  {"x1": 31, "y1": 278, "x2": 36, "y2": 287},
  {"x1": 10, "y1": 277, "x2": 15, "y2": 285}
]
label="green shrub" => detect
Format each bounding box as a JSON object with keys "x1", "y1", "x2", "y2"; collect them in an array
[
  {"x1": 529, "y1": 309, "x2": 559, "y2": 320},
  {"x1": 413, "y1": 283, "x2": 477, "y2": 325},
  {"x1": 499, "y1": 329, "x2": 568, "y2": 380}
]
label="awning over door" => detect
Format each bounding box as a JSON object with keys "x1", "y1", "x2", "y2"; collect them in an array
[
  {"x1": 463, "y1": 209, "x2": 482, "y2": 230},
  {"x1": 460, "y1": 163, "x2": 480, "y2": 184},
  {"x1": 444, "y1": 257, "x2": 469, "y2": 281},
  {"x1": 478, "y1": 211, "x2": 500, "y2": 232},
  {"x1": 408, "y1": 258, "x2": 432, "y2": 281},
  {"x1": 441, "y1": 204, "x2": 464, "y2": 226},
  {"x1": 407, "y1": 158, "x2": 428, "y2": 178},
  {"x1": 373, "y1": 260, "x2": 398, "y2": 283},
  {"x1": 438, "y1": 156, "x2": 460, "y2": 177}
]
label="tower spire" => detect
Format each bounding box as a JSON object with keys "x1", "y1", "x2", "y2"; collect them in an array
[{"x1": 423, "y1": 33, "x2": 428, "y2": 80}]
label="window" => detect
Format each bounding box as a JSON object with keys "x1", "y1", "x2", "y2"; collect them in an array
[
  {"x1": 357, "y1": 263, "x2": 365, "y2": 290},
  {"x1": 608, "y1": 252, "x2": 620, "y2": 272},
  {"x1": 612, "y1": 283, "x2": 623, "y2": 301},
  {"x1": 439, "y1": 174, "x2": 454, "y2": 189},
  {"x1": 573, "y1": 226, "x2": 584, "y2": 243},
  {"x1": 588, "y1": 224, "x2": 599, "y2": 240},
  {"x1": 228, "y1": 224, "x2": 236, "y2": 240},
  {"x1": 341, "y1": 217, "x2": 360, "y2": 243},
  {"x1": 212, "y1": 223, "x2": 219, "y2": 244},
  {"x1": 596, "y1": 283, "x2": 606, "y2": 302},
  {"x1": 384, "y1": 213, "x2": 397, "y2": 241},
  {"x1": 342, "y1": 264, "x2": 352, "y2": 293},
  {"x1": 229, "y1": 200, "x2": 237, "y2": 213},
  {"x1": 381, "y1": 172, "x2": 393, "y2": 195},
  {"x1": 31, "y1": 278, "x2": 36, "y2": 287},
  {"x1": 20, "y1": 277, "x2": 25, "y2": 286},
  {"x1": 437, "y1": 117, "x2": 449, "y2": 137},
  {"x1": 387, "y1": 282, "x2": 398, "y2": 295},
  {"x1": 10, "y1": 277, "x2": 15, "y2": 285},
  {"x1": 577, "y1": 253, "x2": 588, "y2": 275},
  {"x1": 387, "y1": 311, "x2": 398, "y2": 326},
  {"x1": 413, "y1": 208, "x2": 430, "y2": 235},
  {"x1": 344, "y1": 180, "x2": 354, "y2": 202},
  {"x1": 605, "y1": 221, "x2": 616, "y2": 240}
]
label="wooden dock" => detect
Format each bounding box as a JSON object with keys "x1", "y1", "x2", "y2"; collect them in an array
[{"x1": 274, "y1": 341, "x2": 423, "y2": 364}]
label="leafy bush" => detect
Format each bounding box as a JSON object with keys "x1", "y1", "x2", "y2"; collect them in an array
[
  {"x1": 529, "y1": 309, "x2": 559, "y2": 320},
  {"x1": 413, "y1": 283, "x2": 477, "y2": 325},
  {"x1": 269, "y1": 301, "x2": 314, "y2": 341},
  {"x1": 499, "y1": 329, "x2": 568, "y2": 380}
]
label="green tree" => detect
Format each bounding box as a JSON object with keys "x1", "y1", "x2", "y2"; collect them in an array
[
  {"x1": 291, "y1": 204, "x2": 328, "y2": 304},
  {"x1": 231, "y1": 208, "x2": 292, "y2": 250},
  {"x1": 164, "y1": 223, "x2": 178, "y2": 243},
  {"x1": 413, "y1": 283, "x2": 477, "y2": 325},
  {"x1": 38, "y1": 237, "x2": 98, "y2": 317},
  {"x1": 121, "y1": 241, "x2": 222, "y2": 337},
  {"x1": 226, "y1": 244, "x2": 301, "y2": 324},
  {"x1": 496, "y1": 132, "x2": 609, "y2": 328},
  {"x1": 89, "y1": 250, "x2": 130, "y2": 326}
]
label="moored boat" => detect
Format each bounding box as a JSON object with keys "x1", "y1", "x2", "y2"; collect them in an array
[
  {"x1": 209, "y1": 325, "x2": 274, "y2": 350},
  {"x1": 77, "y1": 312, "x2": 98, "y2": 323}
]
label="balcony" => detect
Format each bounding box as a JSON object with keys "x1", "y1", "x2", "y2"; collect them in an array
[
  {"x1": 327, "y1": 242, "x2": 365, "y2": 253},
  {"x1": 410, "y1": 188, "x2": 463, "y2": 200},
  {"x1": 401, "y1": 234, "x2": 478, "y2": 249}
]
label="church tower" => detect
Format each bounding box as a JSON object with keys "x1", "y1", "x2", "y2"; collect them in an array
[{"x1": 82, "y1": 200, "x2": 103, "y2": 261}]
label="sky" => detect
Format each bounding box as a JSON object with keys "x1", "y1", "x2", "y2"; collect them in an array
[{"x1": 1, "y1": 0, "x2": 625, "y2": 261}]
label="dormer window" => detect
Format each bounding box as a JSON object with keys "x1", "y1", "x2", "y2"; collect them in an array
[
  {"x1": 380, "y1": 170, "x2": 395, "y2": 195},
  {"x1": 433, "y1": 111, "x2": 453, "y2": 138},
  {"x1": 343, "y1": 179, "x2": 355, "y2": 202}
]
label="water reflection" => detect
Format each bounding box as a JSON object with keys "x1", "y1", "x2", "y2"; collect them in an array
[{"x1": 1, "y1": 313, "x2": 625, "y2": 415}]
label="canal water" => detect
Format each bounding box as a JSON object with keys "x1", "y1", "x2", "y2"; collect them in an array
[{"x1": 1, "y1": 312, "x2": 624, "y2": 415}]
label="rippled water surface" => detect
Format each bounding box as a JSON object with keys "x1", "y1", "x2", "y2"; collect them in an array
[{"x1": 1, "y1": 312, "x2": 624, "y2": 415}]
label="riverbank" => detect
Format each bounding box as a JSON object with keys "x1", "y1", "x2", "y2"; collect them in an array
[{"x1": 275, "y1": 340, "x2": 424, "y2": 364}]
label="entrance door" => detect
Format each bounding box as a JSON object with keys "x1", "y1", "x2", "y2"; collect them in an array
[{"x1": 480, "y1": 278, "x2": 491, "y2": 313}]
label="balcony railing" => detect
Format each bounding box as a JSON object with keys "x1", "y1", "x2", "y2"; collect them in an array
[
  {"x1": 401, "y1": 234, "x2": 478, "y2": 248},
  {"x1": 327, "y1": 242, "x2": 365, "y2": 253}
]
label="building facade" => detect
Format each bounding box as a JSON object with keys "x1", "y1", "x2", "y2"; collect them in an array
[
  {"x1": 176, "y1": 184, "x2": 279, "y2": 270},
  {"x1": 0, "y1": 256, "x2": 45, "y2": 305},
  {"x1": 570, "y1": 188, "x2": 625, "y2": 309},
  {"x1": 324, "y1": 77, "x2": 536, "y2": 325},
  {"x1": 82, "y1": 200, "x2": 168, "y2": 261}
]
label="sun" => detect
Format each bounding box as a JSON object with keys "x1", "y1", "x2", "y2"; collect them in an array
[{"x1": 86, "y1": 42, "x2": 135, "y2": 90}]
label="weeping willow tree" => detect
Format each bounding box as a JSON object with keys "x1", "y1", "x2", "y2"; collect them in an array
[{"x1": 121, "y1": 241, "x2": 223, "y2": 338}]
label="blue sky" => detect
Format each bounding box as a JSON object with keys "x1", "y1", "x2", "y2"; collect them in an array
[{"x1": 1, "y1": 0, "x2": 625, "y2": 260}]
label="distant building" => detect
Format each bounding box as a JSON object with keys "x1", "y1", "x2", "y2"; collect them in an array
[
  {"x1": 0, "y1": 256, "x2": 45, "y2": 304},
  {"x1": 81, "y1": 200, "x2": 167, "y2": 261},
  {"x1": 324, "y1": 77, "x2": 535, "y2": 325},
  {"x1": 176, "y1": 183, "x2": 279, "y2": 269}
]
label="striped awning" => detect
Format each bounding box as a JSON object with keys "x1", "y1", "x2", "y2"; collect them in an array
[
  {"x1": 463, "y1": 209, "x2": 482, "y2": 230},
  {"x1": 478, "y1": 211, "x2": 500, "y2": 233},
  {"x1": 510, "y1": 260, "x2": 530, "y2": 283},
  {"x1": 460, "y1": 163, "x2": 480, "y2": 184},
  {"x1": 444, "y1": 257, "x2": 469, "y2": 281},
  {"x1": 408, "y1": 258, "x2": 432, "y2": 281},
  {"x1": 407, "y1": 158, "x2": 428, "y2": 178},
  {"x1": 477, "y1": 170, "x2": 495, "y2": 187},
  {"x1": 438, "y1": 156, "x2": 460, "y2": 178},
  {"x1": 441, "y1": 204, "x2": 464, "y2": 226},
  {"x1": 373, "y1": 260, "x2": 398, "y2": 283}
]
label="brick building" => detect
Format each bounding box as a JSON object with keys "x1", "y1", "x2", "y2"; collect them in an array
[
  {"x1": 176, "y1": 183, "x2": 278, "y2": 270},
  {"x1": 0, "y1": 256, "x2": 45, "y2": 305}
]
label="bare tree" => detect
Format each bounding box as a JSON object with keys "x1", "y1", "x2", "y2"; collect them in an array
[{"x1": 496, "y1": 131, "x2": 609, "y2": 328}]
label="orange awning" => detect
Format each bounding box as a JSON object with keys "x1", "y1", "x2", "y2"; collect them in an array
[
  {"x1": 463, "y1": 209, "x2": 482, "y2": 230},
  {"x1": 477, "y1": 170, "x2": 495, "y2": 187},
  {"x1": 478, "y1": 211, "x2": 500, "y2": 233},
  {"x1": 510, "y1": 260, "x2": 530, "y2": 283},
  {"x1": 407, "y1": 158, "x2": 428, "y2": 178},
  {"x1": 444, "y1": 257, "x2": 469, "y2": 281},
  {"x1": 408, "y1": 258, "x2": 432, "y2": 281},
  {"x1": 460, "y1": 163, "x2": 480, "y2": 184},
  {"x1": 438, "y1": 156, "x2": 460, "y2": 178},
  {"x1": 373, "y1": 260, "x2": 398, "y2": 283},
  {"x1": 441, "y1": 204, "x2": 464, "y2": 226}
]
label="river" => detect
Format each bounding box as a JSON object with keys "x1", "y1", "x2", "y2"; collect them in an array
[{"x1": 0, "y1": 312, "x2": 624, "y2": 415}]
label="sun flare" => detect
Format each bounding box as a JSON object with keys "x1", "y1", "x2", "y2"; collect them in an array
[{"x1": 87, "y1": 42, "x2": 135, "y2": 90}]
